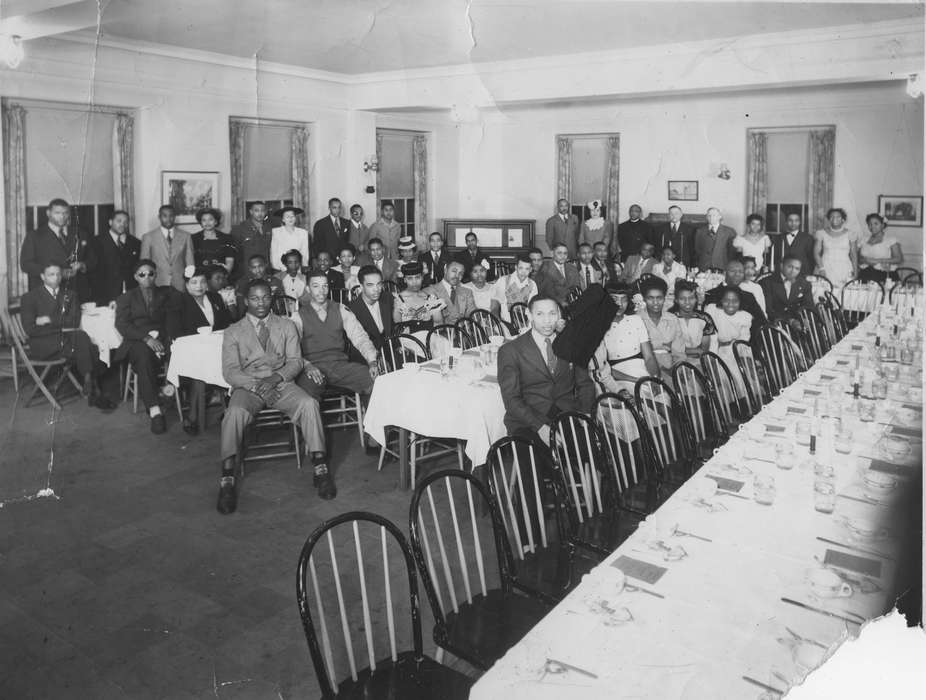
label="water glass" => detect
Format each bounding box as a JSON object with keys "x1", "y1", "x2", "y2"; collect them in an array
[
  {"x1": 775, "y1": 441, "x2": 795, "y2": 470},
  {"x1": 900, "y1": 346, "x2": 914, "y2": 365},
  {"x1": 872, "y1": 377, "x2": 888, "y2": 400},
  {"x1": 858, "y1": 399, "x2": 876, "y2": 423},
  {"x1": 835, "y1": 424, "x2": 853, "y2": 454},
  {"x1": 884, "y1": 364, "x2": 900, "y2": 382},
  {"x1": 814, "y1": 462, "x2": 835, "y2": 481},
  {"x1": 795, "y1": 422, "x2": 811, "y2": 446},
  {"x1": 814, "y1": 480, "x2": 837, "y2": 514},
  {"x1": 439, "y1": 356, "x2": 450, "y2": 378},
  {"x1": 754, "y1": 475, "x2": 776, "y2": 506}
]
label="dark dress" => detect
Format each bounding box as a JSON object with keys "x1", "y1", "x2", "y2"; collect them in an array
[{"x1": 191, "y1": 232, "x2": 238, "y2": 270}]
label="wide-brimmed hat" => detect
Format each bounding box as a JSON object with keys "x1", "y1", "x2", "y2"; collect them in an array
[
  {"x1": 195, "y1": 207, "x2": 222, "y2": 224},
  {"x1": 274, "y1": 206, "x2": 305, "y2": 218},
  {"x1": 397, "y1": 235, "x2": 416, "y2": 251}
]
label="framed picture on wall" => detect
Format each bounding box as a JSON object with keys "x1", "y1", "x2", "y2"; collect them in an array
[
  {"x1": 161, "y1": 171, "x2": 220, "y2": 224},
  {"x1": 668, "y1": 180, "x2": 699, "y2": 201},
  {"x1": 878, "y1": 195, "x2": 923, "y2": 227}
]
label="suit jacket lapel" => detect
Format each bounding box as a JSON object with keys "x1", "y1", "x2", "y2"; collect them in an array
[{"x1": 523, "y1": 334, "x2": 553, "y2": 378}]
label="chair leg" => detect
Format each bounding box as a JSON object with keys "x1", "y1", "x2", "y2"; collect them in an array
[
  {"x1": 293, "y1": 425, "x2": 303, "y2": 470},
  {"x1": 132, "y1": 375, "x2": 139, "y2": 414},
  {"x1": 67, "y1": 370, "x2": 83, "y2": 394},
  {"x1": 174, "y1": 388, "x2": 184, "y2": 422},
  {"x1": 24, "y1": 364, "x2": 62, "y2": 411},
  {"x1": 410, "y1": 431, "x2": 417, "y2": 486},
  {"x1": 11, "y1": 350, "x2": 18, "y2": 393},
  {"x1": 355, "y1": 393, "x2": 365, "y2": 448}
]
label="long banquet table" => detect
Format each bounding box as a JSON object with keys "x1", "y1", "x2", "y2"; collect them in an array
[{"x1": 470, "y1": 309, "x2": 923, "y2": 699}]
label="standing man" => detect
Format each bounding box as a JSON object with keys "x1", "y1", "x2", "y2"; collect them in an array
[
  {"x1": 230, "y1": 201, "x2": 272, "y2": 281},
  {"x1": 218, "y1": 279, "x2": 330, "y2": 513},
  {"x1": 424, "y1": 260, "x2": 476, "y2": 324},
  {"x1": 695, "y1": 207, "x2": 736, "y2": 271},
  {"x1": 349, "y1": 265, "x2": 394, "y2": 352},
  {"x1": 535, "y1": 243, "x2": 581, "y2": 305},
  {"x1": 88, "y1": 209, "x2": 141, "y2": 305},
  {"x1": 20, "y1": 198, "x2": 91, "y2": 301},
  {"x1": 770, "y1": 212, "x2": 815, "y2": 274},
  {"x1": 615, "y1": 204, "x2": 653, "y2": 262},
  {"x1": 545, "y1": 199, "x2": 580, "y2": 258},
  {"x1": 347, "y1": 204, "x2": 369, "y2": 253},
  {"x1": 357, "y1": 238, "x2": 399, "y2": 281},
  {"x1": 454, "y1": 232, "x2": 493, "y2": 282},
  {"x1": 653, "y1": 205, "x2": 696, "y2": 268},
  {"x1": 140, "y1": 205, "x2": 194, "y2": 292},
  {"x1": 366, "y1": 201, "x2": 403, "y2": 258},
  {"x1": 418, "y1": 232, "x2": 452, "y2": 285},
  {"x1": 313, "y1": 197, "x2": 351, "y2": 260}
]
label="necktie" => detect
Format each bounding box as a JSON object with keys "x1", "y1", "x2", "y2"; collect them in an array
[
  {"x1": 142, "y1": 288, "x2": 153, "y2": 310},
  {"x1": 166, "y1": 230, "x2": 173, "y2": 252},
  {"x1": 545, "y1": 337, "x2": 556, "y2": 374},
  {"x1": 562, "y1": 215, "x2": 567, "y2": 224},
  {"x1": 58, "y1": 227, "x2": 67, "y2": 246},
  {"x1": 710, "y1": 227, "x2": 716, "y2": 235},
  {"x1": 672, "y1": 223, "x2": 678, "y2": 234},
  {"x1": 117, "y1": 235, "x2": 125, "y2": 249},
  {"x1": 257, "y1": 320, "x2": 270, "y2": 350},
  {"x1": 450, "y1": 286, "x2": 457, "y2": 306},
  {"x1": 585, "y1": 266, "x2": 591, "y2": 288}
]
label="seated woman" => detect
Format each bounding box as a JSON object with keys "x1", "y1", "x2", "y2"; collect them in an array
[
  {"x1": 393, "y1": 262, "x2": 443, "y2": 334},
  {"x1": 639, "y1": 276, "x2": 686, "y2": 382},
  {"x1": 858, "y1": 213, "x2": 904, "y2": 283},
  {"x1": 671, "y1": 280, "x2": 716, "y2": 359},
  {"x1": 191, "y1": 208, "x2": 237, "y2": 275},
  {"x1": 207, "y1": 264, "x2": 239, "y2": 317},
  {"x1": 335, "y1": 244, "x2": 361, "y2": 291},
  {"x1": 592, "y1": 282, "x2": 660, "y2": 395},
  {"x1": 706, "y1": 287, "x2": 752, "y2": 398},
  {"x1": 168, "y1": 265, "x2": 234, "y2": 435}
]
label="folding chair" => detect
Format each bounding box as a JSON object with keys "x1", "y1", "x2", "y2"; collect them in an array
[{"x1": 297, "y1": 512, "x2": 473, "y2": 699}]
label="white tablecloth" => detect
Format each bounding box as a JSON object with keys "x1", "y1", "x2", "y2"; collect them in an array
[
  {"x1": 470, "y1": 310, "x2": 922, "y2": 699},
  {"x1": 166, "y1": 331, "x2": 229, "y2": 389},
  {"x1": 363, "y1": 355, "x2": 507, "y2": 467},
  {"x1": 79, "y1": 306, "x2": 122, "y2": 366}
]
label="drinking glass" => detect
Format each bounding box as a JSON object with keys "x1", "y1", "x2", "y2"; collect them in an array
[
  {"x1": 813, "y1": 480, "x2": 836, "y2": 514},
  {"x1": 814, "y1": 462, "x2": 835, "y2": 481},
  {"x1": 835, "y1": 423, "x2": 853, "y2": 455},
  {"x1": 775, "y1": 442, "x2": 795, "y2": 470},
  {"x1": 439, "y1": 356, "x2": 450, "y2": 378},
  {"x1": 900, "y1": 346, "x2": 914, "y2": 365},
  {"x1": 872, "y1": 377, "x2": 888, "y2": 400},
  {"x1": 884, "y1": 364, "x2": 900, "y2": 382},
  {"x1": 795, "y1": 422, "x2": 811, "y2": 446},
  {"x1": 858, "y1": 399, "x2": 876, "y2": 423},
  {"x1": 754, "y1": 475, "x2": 776, "y2": 506}
]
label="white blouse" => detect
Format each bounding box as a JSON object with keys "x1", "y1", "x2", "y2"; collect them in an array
[
  {"x1": 270, "y1": 227, "x2": 310, "y2": 270},
  {"x1": 594, "y1": 314, "x2": 650, "y2": 379}
]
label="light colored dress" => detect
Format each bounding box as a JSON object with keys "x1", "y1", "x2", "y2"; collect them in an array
[
  {"x1": 732, "y1": 234, "x2": 771, "y2": 267},
  {"x1": 270, "y1": 226, "x2": 310, "y2": 269},
  {"x1": 815, "y1": 228, "x2": 858, "y2": 289},
  {"x1": 859, "y1": 235, "x2": 899, "y2": 273},
  {"x1": 653, "y1": 261, "x2": 688, "y2": 303},
  {"x1": 641, "y1": 311, "x2": 686, "y2": 381},
  {"x1": 706, "y1": 305, "x2": 752, "y2": 398},
  {"x1": 579, "y1": 217, "x2": 614, "y2": 249},
  {"x1": 593, "y1": 314, "x2": 650, "y2": 395}
]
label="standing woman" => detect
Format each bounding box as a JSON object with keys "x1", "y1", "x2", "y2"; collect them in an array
[
  {"x1": 270, "y1": 206, "x2": 310, "y2": 273},
  {"x1": 731, "y1": 214, "x2": 772, "y2": 271},
  {"x1": 814, "y1": 207, "x2": 859, "y2": 288},
  {"x1": 579, "y1": 200, "x2": 613, "y2": 250},
  {"x1": 191, "y1": 208, "x2": 237, "y2": 275},
  {"x1": 858, "y1": 213, "x2": 904, "y2": 283}
]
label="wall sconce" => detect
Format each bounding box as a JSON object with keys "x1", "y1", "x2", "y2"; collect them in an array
[
  {"x1": 363, "y1": 156, "x2": 379, "y2": 173},
  {"x1": 0, "y1": 35, "x2": 24, "y2": 69},
  {"x1": 717, "y1": 163, "x2": 731, "y2": 180},
  {"x1": 906, "y1": 74, "x2": 924, "y2": 99}
]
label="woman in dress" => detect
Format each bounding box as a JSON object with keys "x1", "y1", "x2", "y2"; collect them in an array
[
  {"x1": 671, "y1": 280, "x2": 716, "y2": 359},
  {"x1": 335, "y1": 244, "x2": 361, "y2": 292},
  {"x1": 592, "y1": 282, "x2": 660, "y2": 394},
  {"x1": 814, "y1": 207, "x2": 859, "y2": 289},
  {"x1": 731, "y1": 213, "x2": 772, "y2": 271},
  {"x1": 858, "y1": 213, "x2": 904, "y2": 283},
  {"x1": 270, "y1": 206, "x2": 310, "y2": 273},
  {"x1": 393, "y1": 262, "x2": 443, "y2": 331},
  {"x1": 579, "y1": 199, "x2": 613, "y2": 250},
  {"x1": 706, "y1": 287, "x2": 752, "y2": 398},
  {"x1": 191, "y1": 208, "x2": 237, "y2": 274},
  {"x1": 498, "y1": 254, "x2": 538, "y2": 323},
  {"x1": 639, "y1": 276, "x2": 686, "y2": 382}
]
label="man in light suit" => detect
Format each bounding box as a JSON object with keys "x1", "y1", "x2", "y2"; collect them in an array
[
  {"x1": 357, "y1": 238, "x2": 399, "y2": 281},
  {"x1": 535, "y1": 243, "x2": 582, "y2": 305},
  {"x1": 694, "y1": 207, "x2": 737, "y2": 270},
  {"x1": 621, "y1": 242, "x2": 658, "y2": 283},
  {"x1": 20, "y1": 198, "x2": 92, "y2": 302},
  {"x1": 652, "y1": 205, "x2": 697, "y2": 269},
  {"x1": 140, "y1": 205, "x2": 194, "y2": 292},
  {"x1": 770, "y1": 212, "x2": 815, "y2": 274},
  {"x1": 544, "y1": 199, "x2": 580, "y2": 258},
  {"x1": 423, "y1": 260, "x2": 476, "y2": 325},
  {"x1": 313, "y1": 197, "x2": 351, "y2": 260}
]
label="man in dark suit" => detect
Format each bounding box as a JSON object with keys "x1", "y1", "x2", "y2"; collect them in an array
[
  {"x1": 418, "y1": 232, "x2": 453, "y2": 286},
  {"x1": 759, "y1": 255, "x2": 814, "y2": 333},
  {"x1": 312, "y1": 198, "x2": 351, "y2": 260},
  {"x1": 230, "y1": 200, "x2": 272, "y2": 281},
  {"x1": 19, "y1": 262, "x2": 114, "y2": 410},
  {"x1": 591, "y1": 242, "x2": 616, "y2": 287},
  {"x1": 770, "y1": 212, "x2": 815, "y2": 274},
  {"x1": 704, "y1": 258, "x2": 768, "y2": 336},
  {"x1": 114, "y1": 259, "x2": 173, "y2": 434},
  {"x1": 314, "y1": 251, "x2": 345, "y2": 290},
  {"x1": 615, "y1": 204, "x2": 653, "y2": 262},
  {"x1": 87, "y1": 210, "x2": 141, "y2": 305},
  {"x1": 349, "y1": 266, "x2": 394, "y2": 355},
  {"x1": 535, "y1": 243, "x2": 582, "y2": 305},
  {"x1": 453, "y1": 232, "x2": 493, "y2": 282},
  {"x1": 357, "y1": 238, "x2": 400, "y2": 282},
  {"x1": 651, "y1": 205, "x2": 697, "y2": 268},
  {"x1": 544, "y1": 199, "x2": 580, "y2": 258},
  {"x1": 20, "y1": 198, "x2": 92, "y2": 302},
  {"x1": 694, "y1": 207, "x2": 737, "y2": 270}
]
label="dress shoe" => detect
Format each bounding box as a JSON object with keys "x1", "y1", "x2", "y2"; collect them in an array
[
  {"x1": 150, "y1": 414, "x2": 167, "y2": 434},
  {"x1": 89, "y1": 394, "x2": 117, "y2": 412},
  {"x1": 216, "y1": 476, "x2": 237, "y2": 514},
  {"x1": 182, "y1": 420, "x2": 199, "y2": 436},
  {"x1": 314, "y1": 466, "x2": 337, "y2": 500}
]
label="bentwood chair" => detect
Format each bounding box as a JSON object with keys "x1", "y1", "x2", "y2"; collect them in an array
[
  {"x1": 699, "y1": 352, "x2": 749, "y2": 431},
  {"x1": 297, "y1": 512, "x2": 473, "y2": 699},
  {"x1": 840, "y1": 278, "x2": 884, "y2": 328},
  {"x1": 271, "y1": 294, "x2": 299, "y2": 317},
  {"x1": 425, "y1": 325, "x2": 476, "y2": 357},
  {"x1": 815, "y1": 301, "x2": 842, "y2": 347},
  {"x1": 822, "y1": 292, "x2": 849, "y2": 340},
  {"x1": 454, "y1": 317, "x2": 489, "y2": 346},
  {"x1": 755, "y1": 325, "x2": 802, "y2": 395},
  {"x1": 805, "y1": 274, "x2": 833, "y2": 303},
  {"x1": 671, "y1": 362, "x2": 729, "y2": 457},
  {"x1": 382, "y1": 279, "x2": 399, "y2": 295},
  {"x1": 894, "y1": 267, "x2": 919, "y2": 284},
  {"x1": 409, "y1": 470, "x2": 551, "y2": 670},
  {"x1": 797, "y1": 307, "x2": 830, "y2": 362},
  {"x1": 392, "y1": 320, "x2": 431, "y2": 337},
  {"x1": 469, "y1": 309, "x2": 509, "y2": 339},
  {"x1": 733, "y1": 341, "x2": 771, "y2": 417},
  {"x1": 889, "y1": 275, "x2": 923, "y2": 304},
  {"x1": 486, "y1": 436, "x2": 595, "y2": 604},
  {"x1": 328, "y1": 288, "x2": 350, "y2": 305},
  {"x1": 634, "y1": 376, "x2": 699, "y2": 486},
  {"x1": 508, "y1": 303, "x2": 531, "y2": 332}
]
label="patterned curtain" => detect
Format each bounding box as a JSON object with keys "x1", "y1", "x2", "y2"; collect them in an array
[
  {"x1": 375, "y1": 130, "x2": 384, "y2": 216},
  {"x1": 112, "y1": 113, "x2": 135, "y2": 229},
  {"x1": 291, "y1": 125, "x2": 310, "y2": 225},
  {"x1": 2, "y1": 102, "x2": 27, "y2": 303},
  {"x1": 556, "y1": 136, "x2": 573, "y2": 203},
  {"x1": 807, "y1": 128, "x2": 836, "y2": 233},
  {"x1": 412, "y1": 134, "x2": 428, "y2": 249},
  {"x1": 228, "y1": 119, "x2": 248, "y2": 226},
  {"x1": 605, "y1": 135, "x2": 620, "y2": 232},
  {"x1": 746, "y1": 131, "x2": 768, "y2": 219}
]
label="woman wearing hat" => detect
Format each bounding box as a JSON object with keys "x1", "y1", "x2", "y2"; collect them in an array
[
  {"x1": 270, "y1": 206, "x2": 309, "y2": 273},
  {"x1": 394, "y1": 261, "x2": 443, "y2": 329},
  {"x1": 396, "y1": 235, "x2": 418, "y2": 270},
  {"x1": 579, "y1": 200, "x2": 613, "y2": 250},
  {"x1": 191, "y1": 208, "x2": 238, "y2": 274}
]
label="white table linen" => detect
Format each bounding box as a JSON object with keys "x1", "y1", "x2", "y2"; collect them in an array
[
  {"x1": 166, "y1": 331, "x2": 229, "y2": 389},
  {"x1": 79, "y1": 305, "x2": 122, "y2": 366}
]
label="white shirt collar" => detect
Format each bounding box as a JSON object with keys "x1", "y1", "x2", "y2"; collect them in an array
[
  {"x1": 44, "y1": 284, "x2": 59, "y2": 297},
  {"x1": 531, "y1": 329, "x2": 557, "y2": 359},
  {"x1": 160, "y1": 226, "x2": 173, "y2": 237},
  {"x1": 110, "y1": 230, "x2": 124, "y2": 244},
  {"x1": 442, "y1": 279, "x2": 455, "y2": 295}
]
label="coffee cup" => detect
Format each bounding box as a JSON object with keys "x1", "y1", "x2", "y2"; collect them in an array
[{"x1": 807, "y1": 568, "x2": 852, "y2": 598}]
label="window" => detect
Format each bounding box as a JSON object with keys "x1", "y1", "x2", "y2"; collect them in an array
[
  {"x1": 378, "y1": 130, "x2": 416, "y2": 239},
  {"x1": 761, "y1": 130, "x2": 810, "y2": 233}
]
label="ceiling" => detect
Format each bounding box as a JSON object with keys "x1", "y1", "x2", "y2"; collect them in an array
[{"x1": 4, "y1": 1, "x2": 924, "y2": 75}]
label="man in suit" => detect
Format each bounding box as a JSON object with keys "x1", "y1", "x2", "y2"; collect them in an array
[
  {"x1": 497, "y1": 295, "x2": 595, "y2": 443},
  {"x1": 424, "y1": 260, "x2": 476, "y2": 324},
  {"x1": 615, "y1": 204, "x2": 653, "y2": 262},
  {"x1": 620, "y1": 242, "x2": 657, "y2": 283},
  {"x1": 759, "y1": 254, "x2": 814, "y2": 334},
  {"x1": 652, "y1": 205, "x2": 697, "y2": 268},
  {"x1": 694, "y1": 207, "x2": 737, "y2": 270},
  {"x1": 20, "y1": 198, "x2": 92, "y2": 302},
  {"x1": 88, "y1": 210, "x2": 140, "y2": 305},
  {"x1": 19, "y1": 262, "x2": 115, "y2": 410},
  {"x1": 140, "y1": 205, "x2": 195, "y2": 292},
  {"x1": 527, "y1": 248, "x2": 545, "y2": 278},
  {"x1": 314, "y1": 251, "x2": 345, "y2": 291},
  {"x1": 347, "y1": 204, "x2": 369, "y2": 254},
  {"x1": 366, "y1": 201, "x2": 403, "y2": 258},
  {"x1": 575, "y1": 243, "x2": 601, "y2": 290},
  {"x1": 417, "y1": 232, "x2": 452, "y2": 286},
  {"x1": 544, "y1": 199, "x2": 580, "y2": 258},
  {"x1": 313, "y1": 198, "x2": 351, "y2": 260},
  {"x1": 349, "y1": 266, "x2": 394, "y2": 353},
  {"x1": 454, "y1": 232, "x2": 493, "y2": 282},
  {"x1": 535, "y1": 243, "x2": 581, "y2": 305},
  {"x1": 235, "y1": 254, "x2": 283, "y2": 304},
  {"x1": 357, "y1": 237, "x2": 399, "y2": 281},
  {"x1": 591, "y1": 242, "x2": 616, "y2": 286},
  {"x1": 770, "y1": 212, "x2": 815, "y2": 274},
  {"x1": 704, "y1": 258, "x2": 768, "y2": 336},
  {"x1": 114, "y1": 259, "x2": 173, "y2": 433},
  {"x1": 218, "y1": 278, "x2": 328, "y2": 513},
  {"x1": 229, "y1": 200, "x2": 272, "y2": 281}
]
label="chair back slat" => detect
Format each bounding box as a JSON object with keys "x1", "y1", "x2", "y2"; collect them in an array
[
  {"x1": 380, "y1": 528, "x2": 398, "y2": 662},
  {"x1": 509, "y1": 303, "x2": 531, "y2": 331},
  {"x1": 455, "y1": 317, "x2": 489, "y2": 345},
  {"x1": 673, "y1": 364, "x2": 707, "y2": 443},
  {"x1": 841, "y1": 279, "x2": 884, "y2": 327},
  {"x1": 552, "y1": 414, "x2": 603, "y2": 521},
  {"x1": 379, "y1": 334, "x2": 429, "y2": 373},
  {"x1": 594, "y1": 392, "x2": 660, "y2": 495},
  {"x1": 756, "y1": 325, "x2": 800, "y2": 395},
  {"x1": 308, "y1": 556, "x2": 339, "y2": 693},
  {"x1": 443, "y1": 479, "x2": 476, "y2": 605},
  {"x1": 464, "y1": 480, "x2": 488, "y2": 596},
  {"x1": 351, "y1": 521, "x2": 377, "y2": 671},
  {"x1": 426, "y1": 485, "x2": 461, "y2": 612},
  {"x1": 700, "y1": 352, "x2": 743, "y2": 426},
  {"x1": 470, "y1": 309, "x2": 507, "y2": 339},
  {"x1": 327, "y1": 530, "x2": 359, "y2": 680},
  {"x1": 635, "y1": 380, "x2": 678, "y2": 465},
  {"x1": 426, "y1": 324, "x2": 476, "y2": 356}
]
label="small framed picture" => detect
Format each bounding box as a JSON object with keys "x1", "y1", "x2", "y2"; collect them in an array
[
  {"x1": 878, "y1": 195, "x2": 923, "y2": 227},
  {"x1": 161, "y1": 171, "x2": 220, "y2": 225},
  {"x1": 668, "y1": 180, "x2": 699, "y2": 201}
]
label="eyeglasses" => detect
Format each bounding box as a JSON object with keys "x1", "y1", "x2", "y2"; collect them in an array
[{"x1": 136, "y1": 271, "x2": 155, "y2": 277}]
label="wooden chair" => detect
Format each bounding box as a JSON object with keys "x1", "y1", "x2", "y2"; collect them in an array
[
  {"x1": 271, "y1": 294, "x2": 299, "y2": 316},
  {"x1": 508, "y1": 303, "x2": 531, "y2": 332},
  {"x1": 123, "y1": 363, "x2": 184, "y2": 420},
  {"x1": 382, "y1": 279, "x2": 399, "y2": 295},
  {"x1": 425, "y1": 325, "x2": 475, "y2": 357},
  {"x1": 840, "y1": 279, "x2": 884, "y2": 328},
  {"x1": 454, "y1": 317, "x2": 489, "y2": 346},
  {"x1": 322, "y1": 385, "x2": 365, "y2": 449},
  {"x1": 297, "y1": 512, "x2": 473, "y2": 699},
  {"x1": 822, "y1": 292, "x2": 848, "y2": 340},
  {"x1": 350, "y1": 285, "x2": 362, "y2": 302},
  {"x1": 409, "y1": 469, "x2": 550, "y2": 670},
  {"x1": 755, "y1": 325, "x2": 802, "y2": 395},
  {"x1": 895, "y1": 267, "x2": 919, "y2": 284},
  {"x1": 671, "y1": 362, "x2": 729, "y2": 457},
  {"x1": 392, "y1": 320, "x2": 431, "y2": 337},
  {"x1": 565, "y1": 286, "x2": 582, "y2": 304},
  {"x1": 469, "y1": 309, "x2": 509, "y2": 339},
  {"x1": 805, "y1": 274, "x2": 833, "y2": 303},
  {"x1": 732, "y1": 341, "x2": 771, "y2": 417},
  {"x1": 328, "y1": 288, "x2": 350, "y2": 305},
  {"x1": 240, "y1": 406, "x2": 303, "y2": 474},
  {"x1": 699, "y1": 352, "x2": 748, "y2": 430},
  {"x1": 797, "y1": 307, "x2": 830, "y2": 362},
  {"x1": 634, "y1": 376, "x2": 698, "y2": 486}
]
